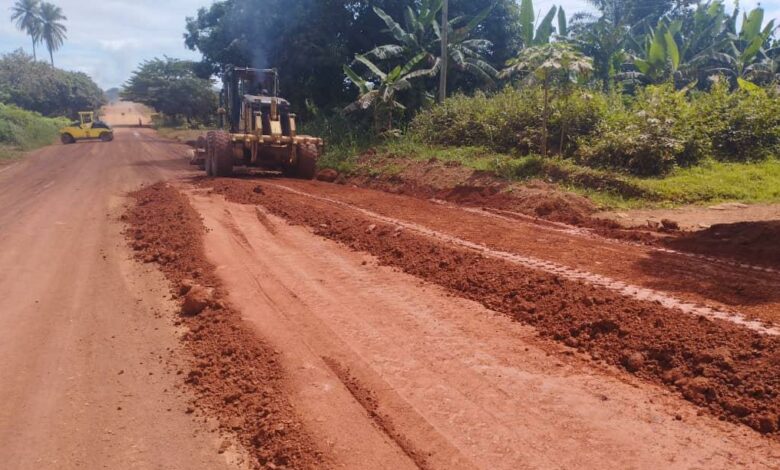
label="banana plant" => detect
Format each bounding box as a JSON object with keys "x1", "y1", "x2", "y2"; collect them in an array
[
  {"x1": 344, "y1": 52, "x2": 439, "y2": 131},
  {"x1": 631, "y1": 21, "x2": 682, "y2": 84},
  {"x1": 518, "y1": 0, "x2": 559, "y2": 46},
  {"x1": 366, "y1": 0, "x2": 497, "y2": 84},
  {"x1": 709, "y1": 6, "x2": 777, "y2": 81}
]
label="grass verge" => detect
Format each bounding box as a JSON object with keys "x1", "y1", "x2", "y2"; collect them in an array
[
  {"x1": 322, "y1": 134, "x2": 780, "y2": 209},
  {"x1": 0, "y1": 103, "x2": 69, "y2": 163}
]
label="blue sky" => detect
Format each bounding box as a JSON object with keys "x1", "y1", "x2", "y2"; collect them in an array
[{"x1": 1, "y1": 0, "x2": 778, "y2": 89}]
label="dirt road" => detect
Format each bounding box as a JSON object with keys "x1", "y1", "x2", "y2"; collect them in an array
[
  {"x1": 2, "y1": 107, "x2": 780, "y2": 469},
  {"x1": 0, "y1": 106, "x2": 241, "y2": 469}
]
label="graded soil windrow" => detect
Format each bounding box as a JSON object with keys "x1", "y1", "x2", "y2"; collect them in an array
[
  {"x1": 124, "y1": 183, "x2": 325, "y2": 469},
  {"x1": 201, "y1": 178, "x2": 780, "y2": 327},
  {"x1": 199, "y1": 178, "x2": 780, "y2": 437}
]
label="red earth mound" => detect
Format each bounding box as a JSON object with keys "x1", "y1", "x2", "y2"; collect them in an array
[
  {"x1": 201, "y1": 179, "x2": 780, "y2": 438},
  {"x1": 665, "y1": 221, "x2": 780, "y2": 270},
  {"x1": 123, "y1": 183, "x2": 324, "y2": 469}
]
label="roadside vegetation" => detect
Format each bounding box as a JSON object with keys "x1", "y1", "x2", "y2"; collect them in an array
[
  {"x1": 121, "y1": 57, "x2": 217, "y2": 128},
  {"x1": 284, "y1": 0, "x2": 780, "y2": 208},
  {"x1": 164, "y1": 0, "x2": 780, "y2": 208},
  {"x1": 2, "y1": 2, "x2": 101, "y2": 162},
  {"x1": 0, "y1": 103, "x2": 69, "y2": 162}
]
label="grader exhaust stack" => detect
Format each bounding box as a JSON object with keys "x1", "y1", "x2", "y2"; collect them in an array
[{"x1": 193, "y1": 67, "x2": 323, "y2": 178}]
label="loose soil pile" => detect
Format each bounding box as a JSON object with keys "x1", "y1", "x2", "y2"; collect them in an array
[
  {"x1": 202, "y1": 179, "x2": 780, "y2": 437},
  {"x1": 123, "y1": 183, "x2": 324, "y2": 469},
  {"x1": 665, "y1": 221, "x2": 780, "y2": 270}
]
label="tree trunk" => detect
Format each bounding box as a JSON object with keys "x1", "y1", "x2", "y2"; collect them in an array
[
  {"x1": 387, "y1": 108, "x2": 393, "y2": 131},
  {"x1": 541, "y1": 79, "x2": 549, "y2": 157},
  {"x1": 559, "y1": 92, "x2": 568, "y2": 155},
  {"x1": 49, "y1": 47, "x2": 54, "y2": 67},
  {"x1": 31, "y1": 37, "x2": 36, "y2": 61}
]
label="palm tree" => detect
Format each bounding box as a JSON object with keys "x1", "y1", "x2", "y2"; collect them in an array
[
  {"x1": 39, "y1": 2, "x2": 66, "y2": 66},
  {"x1": 10, "y1": 0, "x2": 42, "y2": 61},
  {"x1": 344, "y1": 52, "x2": 440, "y2": 131}
]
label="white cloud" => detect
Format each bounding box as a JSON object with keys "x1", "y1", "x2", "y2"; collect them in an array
[{"x1": 0, "y1": 0, "x2": 207, "y2": 88}]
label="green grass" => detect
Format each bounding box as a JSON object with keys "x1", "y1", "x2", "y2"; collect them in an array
[
  {"x1": 629, "y1": 159, "x2": 780, "y2": 206},
  {"x1": 380, "y1": 139, "x2": 500, "y2": 172},
  {"x1": 353, "y1": 136, "x2": 780, "y2": 209},
  {"x1": 0, "y1": 103, "x2": 70, "y2": 163}
]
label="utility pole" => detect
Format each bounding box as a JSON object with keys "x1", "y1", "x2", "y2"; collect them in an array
[{"x1": 439, "y1": 0, "x2": 449, "y2": 103}]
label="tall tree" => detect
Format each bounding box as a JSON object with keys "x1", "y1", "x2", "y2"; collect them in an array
[
  {"x1": 38, "y1": 2, "x2": 66, "y2": 66},
  {"x1": 10, "y1": 0, "x2": 41, "y2": 61},
  {"x1": 0, "y1": 50, "x2": 105, "y2": 117},
  {"x1": 121, "y1": 57, "x2": 216, "y2": 124},
  {"x1": 184, "y1": 0, "x2": 519, "y2": 113}
]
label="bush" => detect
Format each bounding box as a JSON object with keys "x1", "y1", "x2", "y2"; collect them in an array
[
  {"x1": 692, "y1": 81, "x2": 780, "y2": 162},
  {"x1": 0, "y1": 103, "x2": 69, "y2": 152},
  {"x1": 299, "y1": 107, "x2": 374, "y2": 173},
  {"x1": 410, "y1": 86, "x2": 606, "y2": 155},
  {"x1": 577, "y1": 84, "x2": 707, "y2": 176},
  {"x1": 0, "y1": 50, "x2": 105, "y2": 118}
]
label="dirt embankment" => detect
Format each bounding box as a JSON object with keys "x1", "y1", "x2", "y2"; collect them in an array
[
  {"x1": 124, "y1": 183, "x2": 325, "y2": 469},
  {"x1": 324, "y1": 156, "x2": 780, "y2": 262},
  {"x1": 319, "y1": 157, "x2": 659, "y2": 245},
  {"x1": 202, "y1": 179, "x2": 780, "y2": 437},
  {"x1": 664, "y1": 221, "x2": 780, "y2": 271}
]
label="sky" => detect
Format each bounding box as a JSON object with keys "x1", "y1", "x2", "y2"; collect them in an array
[{"x1": 1, "y1": 0, "x2": 779, "y2": 90}]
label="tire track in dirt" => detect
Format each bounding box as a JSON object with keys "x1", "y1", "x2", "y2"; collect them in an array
[
  {"x1": 198, "y1": 178, "x2": 780, "y2": 437},
  {"x1": 321, "y1": 357, "x2": 431, "y2": 470},
  {"x1": 456, "y1": 203, "x2": 779, "y2": 276},
  {"x1": 265, "y1": 182, "x2": 777, "y2": 336},
  {"x1": 124, "y1": 183, "x2": 326, "y2": 469}
]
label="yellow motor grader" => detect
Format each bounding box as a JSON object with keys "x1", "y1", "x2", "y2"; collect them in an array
[{"x1": 193, "y1": 67, "x2": 322, "y2": 178}]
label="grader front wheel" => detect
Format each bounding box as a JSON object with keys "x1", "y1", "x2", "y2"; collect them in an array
[
  {"x1": 295, "y1": 143, "x2": 319, "y2": 180},
  {"x1": 211, "y1": 131, "x2": 234, "y2": 177}
]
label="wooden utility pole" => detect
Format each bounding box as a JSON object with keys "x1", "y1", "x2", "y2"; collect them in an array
[{"x1": 439, "y1": 0, "x2": 449, "y2": 103}]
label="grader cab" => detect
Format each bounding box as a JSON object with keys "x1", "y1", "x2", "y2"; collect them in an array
[{"x1": 194, "y1": 67, "x2": 322, "y2": 178}]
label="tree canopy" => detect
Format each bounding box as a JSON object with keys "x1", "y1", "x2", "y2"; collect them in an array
[
  {"x1": 121, "y1": 57, "x2": 217, "y2": 123},
  {"x1": 0, "y1": 50, "x2": 104, "y2": 118},
  {"x1": 183, "y1": 0, "x2": 520, "y2": 112}
]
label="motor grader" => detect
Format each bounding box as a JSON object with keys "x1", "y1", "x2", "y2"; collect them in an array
[{"x1": 193, "y1": 67, "x2": 323, "y2": 178}]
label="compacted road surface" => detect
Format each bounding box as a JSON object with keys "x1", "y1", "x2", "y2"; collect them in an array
[{"x1": 0, "y1": 106, "x2": 239, "y2": 469}]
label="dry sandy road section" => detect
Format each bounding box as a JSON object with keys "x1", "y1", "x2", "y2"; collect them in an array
[
  {"x1": 0, "y1": 122, "x2": 241, "y2": 468},
  {"x1": 186, "y1": 188, "x2": 780, "y2": 470}
]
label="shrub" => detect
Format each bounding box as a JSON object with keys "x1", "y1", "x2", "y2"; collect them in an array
[
  {"x1": 410, "y1": 86, "x2": 606, "y2": 155},
  {"x1": 0, "y1": 103, "x2": 69, "y2": 151},
  {"x1": 692, "y1": 81, "x2": 780, "y2": 162},
  {"x1": 577, "y1": 84, "x2": 708, "y2": 176}
]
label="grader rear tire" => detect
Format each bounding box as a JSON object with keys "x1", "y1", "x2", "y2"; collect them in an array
[
  {"x1": 211, "y1": 131, "x2": 234, "y2": 177},
  {"x1": 60, "y1": 133, "x2": 75, "y2": 145}
]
